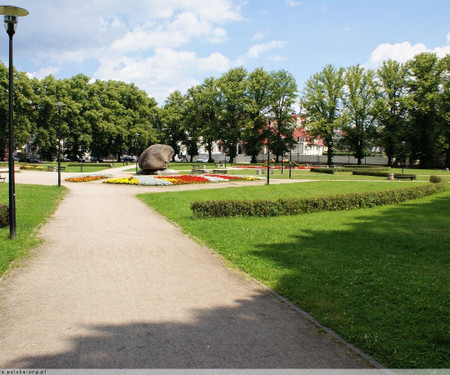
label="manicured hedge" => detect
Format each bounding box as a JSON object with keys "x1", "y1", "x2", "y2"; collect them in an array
[
  {"x1": 0, "y1": 203, "x2": 8, "y2": 228},
  {"x1": 191, "y1": 183, "x2": 448, "y2": 218},
  {"x1": 310, "y1": 168, "x2": 335, "y2": 174}
]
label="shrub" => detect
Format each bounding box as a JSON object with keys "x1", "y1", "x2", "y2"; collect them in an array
[
  {"x1": 310, "y1": 168, "x2": 335, "y2": 174},
  {"x1": 191, "y1": 183, "x2": 448, "y2": 218},
  {"x1": 429, "y1": 175, "x2": 444, "y2": 183},
  {"x1": 0, "y1": 203, "x2": 8, "y2": 228}
]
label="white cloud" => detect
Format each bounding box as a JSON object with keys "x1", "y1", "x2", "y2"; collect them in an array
[
  {"x1": 366, "y1": 40, "x2": 450, "y2": 68},
  {"x1": 12, "y1": 0, "x2": 242, "y2": 104},
  {"x1": 269, "y1": 55, "x2": 287, "y2": 62},
  {"x1": 286, "y1": 0, "x2": 302, "y2": 6},
  {"x1": 94, "y1": 48, "x2": 231, "y2": 104},
  {"x1": 245, "y1": 41, "x2": 286, "y2": 59},
  {"x1": 27, "y1": 66, "x2": 61, "y2": 80}
]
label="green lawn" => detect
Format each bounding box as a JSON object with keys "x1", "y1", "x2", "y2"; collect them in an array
[
  {"x1": 0, "y1": 184, "x2": 66, "y2": 276},
  {"x1": 138, "y1": 181, "x2": 450, "y2": 368}
]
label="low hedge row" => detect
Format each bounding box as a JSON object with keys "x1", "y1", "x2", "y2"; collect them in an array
[
  {"x1": 190, "y1": 183, "x2": 448, "y2": 218},
  {"x1": 0, "y1": 203, "x2": 8, "y2": 228},
  {"x1": 310, "y1": 168, "x2": 335, "y2": 174}
]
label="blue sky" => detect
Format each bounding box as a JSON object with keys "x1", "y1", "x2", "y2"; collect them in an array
[{"x1": 1, "y1": 0, "x2": 449, "y2": 106}]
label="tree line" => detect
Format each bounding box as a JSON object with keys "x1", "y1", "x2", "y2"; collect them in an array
[
  {"x1": 0, "y1": 51, "x2": 448, "y2": 167},
  {"x1": 302, "y1": 52, "x2": 449, "y2": 168}
]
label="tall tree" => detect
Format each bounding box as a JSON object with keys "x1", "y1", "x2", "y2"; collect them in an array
[
  {"x1": 242, "y1": 67, "x2": 272, "y2": 163},
  {"x1": 268, "y1": 69, "x2": 298, "y2": 163},
  {"x1": 301, "y1": 64, "x2": 345, "y2": 166},
  {"x1": 159, "y1": 90, "x2": 187, "y2": 161},
  {"x1": 406, "y1": 52, "x2": 445, "y2": 167},
  {"x1": 185, "y1": 78, "x2": 222, "y2": 162},
  {"x1": 376, "y1": 60, "x2": 408, "y2": 166},
  {"x1": 439, "y1": 54, "x2": 450, "y2": 168},
  {"x1": 0, "y1": 63, "x2": 36, "y2": 160},
  {"x1": 342, "y1": 65, "x2": 379, "y2": 164},
  {"x1": 217, "y1": 67, "x2": 248, "y2": 163}
]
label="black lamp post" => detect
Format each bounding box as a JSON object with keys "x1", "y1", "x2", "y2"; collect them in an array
[
  {"x1": 0, "y1": 5, "x2": 29, "y2": 239},
  {"x1": 55, "y1": 102, "x2": 65, "y2": 187}
]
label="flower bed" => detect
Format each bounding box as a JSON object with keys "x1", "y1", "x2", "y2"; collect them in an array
[
  {"x1": 104, "y1": 177, "x2": 139, "y2": 185},
  {"x1": 103, "y1": 174, "x2": 260, "y2": 186},
  {"x1": 66, "y1": 174, "x2": 111, "y2": 182}
]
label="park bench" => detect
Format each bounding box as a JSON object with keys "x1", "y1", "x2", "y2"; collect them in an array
[
  {"x1": 396, "y1": 174, "x2": 416, "y2": 181},
  {"x1": 212, "y1": 169, "x2": 227, "y2": 174},
  {"x1": 191, "y1": 169, "x2": 207, "y2": 175}
]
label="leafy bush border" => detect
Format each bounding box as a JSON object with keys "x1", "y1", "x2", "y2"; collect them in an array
[{"x1": 191, "y1": 183, "x2": 448, "y2": 218}]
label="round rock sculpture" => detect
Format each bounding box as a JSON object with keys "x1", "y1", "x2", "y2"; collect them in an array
[{"x1": 138, "y1": 144, "x2": 175, "y2": 174}]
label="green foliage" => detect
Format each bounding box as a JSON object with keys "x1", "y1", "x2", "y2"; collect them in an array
[
  {"x1": 0, "y1": 203, "x2": 8, "y2": 228},
  {"x1": 376, "y1": 60, "x2": 408, "y2": 166},
  {"x1": 429, "y1": 175, "x2": 445, "y2": 183},
  {"x1": 406, "y1": 53, "x2": 445, "y2": 167},
  {"x1": 300, "y1": 64, "x2": 345, "y2": 166},
  {"x1": 190, "y1": 183, "x2": 446, "y2": 218},
  {"x1": 310, "y1": 167, "x2": 335, "y2": 174},
  {"x1": 342, "y1": 65, "x2": 379, "y2": 164}
]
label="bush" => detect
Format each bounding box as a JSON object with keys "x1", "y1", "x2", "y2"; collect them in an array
[
  {"x1": 191, "y1": 183, "x2": 448, "y2": 218},
  {"x1": 0, "y1": 203, "x2": 9, "y2": 228},
  {"x1": 310, "y1": 168, "x2": 335, "y2": 174},
  {"x1": 429, "y1": 175, "x2": 444, "y2": 183}
]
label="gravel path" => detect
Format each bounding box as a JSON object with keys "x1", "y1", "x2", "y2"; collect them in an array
[{"x1": 0, "y1": 168, "x2": 374, "y2": 368}]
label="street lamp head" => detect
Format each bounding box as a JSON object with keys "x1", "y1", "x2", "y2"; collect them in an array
[{"x1": 0, "y1": 6, "x2": 29, "y2": 35}]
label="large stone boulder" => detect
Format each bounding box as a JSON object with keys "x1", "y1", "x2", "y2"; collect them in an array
[{"x1": 138, "y1": 144, "x2": 174, "y2": 172}]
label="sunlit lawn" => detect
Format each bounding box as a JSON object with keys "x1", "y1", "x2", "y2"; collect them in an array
[
  {"x1": 138, "y1": 181, "x2": 449, "y2": 368},
  {"x1": 0, "y1": 184, "x2": 66, "y2": 276}
]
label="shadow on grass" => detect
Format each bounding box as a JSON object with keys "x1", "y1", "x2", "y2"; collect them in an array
[
  {"x1": 4, "y1": 292, "x2": 370, "y2": 369},
  {"x1": 250, "y1": 194, "x2": 450, "y2": 368}
]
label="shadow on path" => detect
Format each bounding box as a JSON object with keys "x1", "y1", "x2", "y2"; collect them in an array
[{"x1": 4, "y1": 291, "x2": 369, "y2": 369}]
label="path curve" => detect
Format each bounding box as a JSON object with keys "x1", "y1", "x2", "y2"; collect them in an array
[{"x1": 1, "y1": 169, "x2": 372, "y2": 368}]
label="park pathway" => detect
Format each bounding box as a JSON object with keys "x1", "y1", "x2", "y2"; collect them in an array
[{"x1": 0, "y1": 168, "x2": 373, "y2": 368}]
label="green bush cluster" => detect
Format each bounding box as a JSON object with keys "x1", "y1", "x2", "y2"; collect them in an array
[
  {"x1": 429, "y1": 175, "x2": 444, "y2": 183},
  {"x1": 310, "y1": 167, "x2": 335, "y2": 174},
  {"x1": 191, "y1": 183, "x2": 448, "y2": 218},
  {"x1": 0, "y1": 203, "x2": 8, "y2": 228}
]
